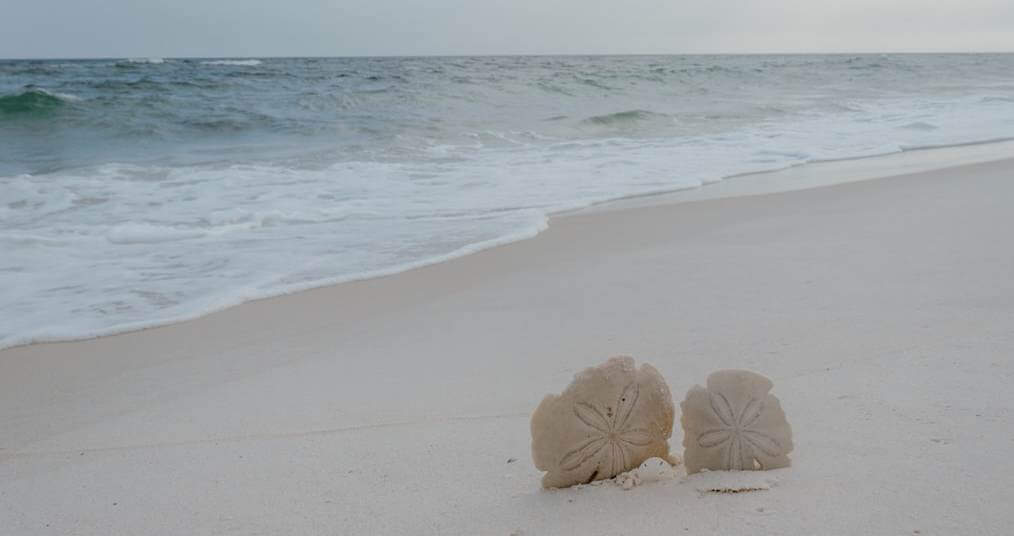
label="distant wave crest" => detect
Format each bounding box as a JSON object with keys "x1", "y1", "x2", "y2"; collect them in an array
[
  {"x1": 581, "y1": 109, "x2": 672, "y2": 127},
  {"x1": 114, "y1": 58, "x2": 169, "y2": 69},
  {"x1": 202, "y1": 59, "x2": 263, "y2": 66}
]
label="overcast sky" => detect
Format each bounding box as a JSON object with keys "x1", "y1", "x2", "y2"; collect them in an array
[{"x1": 2, "y1": 0, "x2": 1013, "y2": 58}]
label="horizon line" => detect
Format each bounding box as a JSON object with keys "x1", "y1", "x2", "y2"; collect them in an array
[{"x1": 3, "y1": 50, "x2": 1014, "y2": 61}]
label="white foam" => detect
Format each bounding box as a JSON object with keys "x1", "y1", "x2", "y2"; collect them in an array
[
  {"x1": 31, "y1": 87, "x2": 83, "y2": 102},
  {"x1": 106, "y1": 223, "x2": 206, "y2": 244},
  {"x1": 124, "y1": 58, "x2": 166, "y2": 64},
  {"x1": 0, "y1": 211, "x2": 549, "y2": 350},
  {"x1": 201, "y1": 60, "x2": 263, "y2": 66}
]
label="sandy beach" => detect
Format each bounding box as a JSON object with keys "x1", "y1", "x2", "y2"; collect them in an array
[{"x1": 3, "y1": 150, "x2": 1014, "y2": 535}]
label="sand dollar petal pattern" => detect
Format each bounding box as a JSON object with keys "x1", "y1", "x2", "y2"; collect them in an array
[
  {"x1": 680, "y1": 369, "x2": 793, "y2": 474},
  {"x1": 531, "y1": 356, "x2": 675, "y2": 488}
]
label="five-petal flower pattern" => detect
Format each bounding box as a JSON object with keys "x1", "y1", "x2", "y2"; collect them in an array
[
  {"x1": 558, "y1": 382, "x2": 658, "y2": 477},
  {"x1": 531, "y1": 356, "x2": 674, "y2": 488},
  {"x1": 681, "y1": 369, "x2": 793, "y2": 474}
]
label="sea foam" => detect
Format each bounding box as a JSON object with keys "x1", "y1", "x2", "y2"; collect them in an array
[
  {"x1": 201, "y1": 59, "x2": 263, "y2": 66},
  {"x1": 105, "y1": 223, "x2": 207, "y2": 244}
]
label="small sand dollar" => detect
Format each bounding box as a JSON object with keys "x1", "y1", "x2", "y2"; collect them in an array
[
  {"x1": 531, "y1": 356, "x2": 675, "y2": 488},
  {"x1": 680, "y1": 369, "x2": 793, "y2": 474},
  {"x1": 615, "y1": 457, "x2": 677, "y2": 490},
  {"x1": 634, "y1": 457, "x2": 677, "y2": 483}
]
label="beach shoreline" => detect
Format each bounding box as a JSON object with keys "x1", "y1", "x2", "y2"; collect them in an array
[
  {"x1": 3, "y1": 151, "x2": 1014, "y2": 534},
  {"x1": 4, "y1": 139, "x2": 1014, "y2": 352}
]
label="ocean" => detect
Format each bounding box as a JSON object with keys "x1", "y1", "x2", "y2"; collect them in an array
[{"x1": 2, "y1": 54, "x2": 1013, "y2": 349}]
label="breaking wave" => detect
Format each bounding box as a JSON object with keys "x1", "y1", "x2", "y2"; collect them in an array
[
  {"x1": 122, "y1": 57, "x2": 166, "y2": 64},
  {"x1": 0, "y1": 88, "x2": 79, "y2": 114}
]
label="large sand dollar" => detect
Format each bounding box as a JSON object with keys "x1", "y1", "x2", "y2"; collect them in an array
[
  {"x1": 531, "y1": 356, "x2": 675, "y2": 488},
  {"x1": 681, "y1": 369, "x2": 793, "y2": 474}
]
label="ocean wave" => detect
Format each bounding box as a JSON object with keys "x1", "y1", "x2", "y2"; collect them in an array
[
  {"x1": 0, "y1": 88, "x2": 79, "y2": 114},
  {"x1": 106, "y1": 223, "x2": 206, "y2": 244},
  {"x1": 88, "y1": 77, "x2": 165, "y2": 91},
  {"x1": 576, "y1": 77, "x2": 616, "y2": 91},
  {"x1": 581, "y1": 109, "x2": 673, "y2": 127},
  {"x1": 201, "y1": 59, "x2": 263, "y2": 66},
  {"x1": 899, "y1": 121, "x2": 939, "y2": 131},
  {"x1": 122, "y1": 57, "x2": 166, "y2": 64},
  {"x1": 180, "y1": 109, "x2": 280, "y2": 132},
  {"x1": 114, "y1": 58, "x2": 170, "y2": 70},
  {"x1": 4, "y1": 64, "x2": 60, "y2": 76}
]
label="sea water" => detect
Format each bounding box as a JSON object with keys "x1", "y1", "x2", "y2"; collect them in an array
[{"x1": 2, "y1": 54, "x2": 1013, "y2": 348}]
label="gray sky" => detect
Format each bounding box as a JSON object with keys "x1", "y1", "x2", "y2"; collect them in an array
[{"x1": 2, "y1": 0, "x2": 1013, "y2": 58}]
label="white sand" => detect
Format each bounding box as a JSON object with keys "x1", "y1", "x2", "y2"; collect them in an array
[{"x1": 3, "y1": 150, "x2": 1014, "y2": 534}]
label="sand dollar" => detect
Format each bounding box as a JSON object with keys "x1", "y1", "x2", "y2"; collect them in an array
[
  {"x1": 634, "y1": 457, "x2": 677, "y2": 483},
  {"x1": 530, "y1": 356, "x2": 675, "y2": 488},
  {"x1": 680, "y1": 369, "x2": 793, "y2": 474}
]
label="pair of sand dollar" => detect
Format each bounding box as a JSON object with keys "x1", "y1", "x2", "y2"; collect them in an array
[{"x1": 530, "y1": 356, "x2": 793, "y2": 488}]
